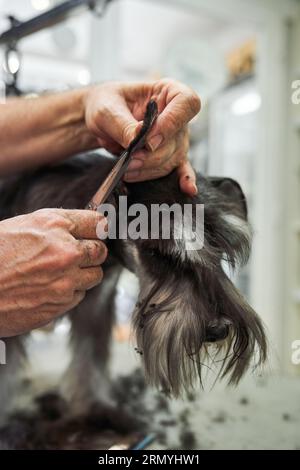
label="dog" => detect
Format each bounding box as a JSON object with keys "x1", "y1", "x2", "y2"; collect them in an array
[{"x1": 0, "y1": 152, "x2": 267, "y2": 417}]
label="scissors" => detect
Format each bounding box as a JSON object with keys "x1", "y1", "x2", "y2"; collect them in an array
[{"x1": 86, "y1": 100, "x2": 158, "y2": 211}]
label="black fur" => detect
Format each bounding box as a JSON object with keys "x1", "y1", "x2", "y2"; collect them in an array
[{"x1": 0, "y1": 153, "x2": 266, "y2": 407}]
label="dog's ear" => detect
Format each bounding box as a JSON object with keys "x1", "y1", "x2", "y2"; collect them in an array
[{"x1": 208, "y1": 177, "x2": 248, "y2": 220}]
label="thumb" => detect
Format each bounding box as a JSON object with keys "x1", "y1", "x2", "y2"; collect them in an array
[
  {"x1": 98, "y1": 99, "x2": 140, "y2": 149},
  {"x1": 118, "y1": 119, "x2": 141, "y2": 149}
]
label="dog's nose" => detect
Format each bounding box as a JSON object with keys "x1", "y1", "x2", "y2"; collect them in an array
[{"x1": 205, "y1": 319, "x2": 231, "y2": 343}]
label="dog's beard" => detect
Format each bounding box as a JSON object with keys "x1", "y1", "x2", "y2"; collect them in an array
[{"x1": 128, "y1": 196, "x2": 267, "y2": 398}]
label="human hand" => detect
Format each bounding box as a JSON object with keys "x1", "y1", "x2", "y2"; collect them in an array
[
  {"x1": 0, "y1": 209, "x2": 107, "y2": 337},
  {"x1": 85, "y1": 79, "x2": 201, "y2": 196}
]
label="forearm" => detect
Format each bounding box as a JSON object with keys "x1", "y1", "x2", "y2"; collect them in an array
[{"x1": 0, "y1": 88, "x2": 98, "y2": 175}]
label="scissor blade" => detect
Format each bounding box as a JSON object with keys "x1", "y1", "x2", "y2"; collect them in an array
[
  {"x1": 86, "y1": 99, "x2": 158, "y2": 211},
  {"x1": 86, "y1": 149, "x2": 129, "y2": 211}
]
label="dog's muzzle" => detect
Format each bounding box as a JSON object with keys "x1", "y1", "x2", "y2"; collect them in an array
[{"x1": 205, "y1": 319, "x2": 231, "y2": 343}]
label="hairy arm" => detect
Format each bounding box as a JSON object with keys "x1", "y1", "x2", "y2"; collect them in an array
[
  {"x1": 0, "y1": 80, "x2": 200, "y2": 195},
  {"x1": 0, "y1": 88, "x2": 97, "y2": 175}
]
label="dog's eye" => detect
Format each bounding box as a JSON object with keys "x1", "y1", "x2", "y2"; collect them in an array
[{"x1": 205, "y1": 320, "x2": 230, "y2": 343}]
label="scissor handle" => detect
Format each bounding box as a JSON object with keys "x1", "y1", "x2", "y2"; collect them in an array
[{"x1": 86, "y1": 99, "x2": 158, "y2": 210}]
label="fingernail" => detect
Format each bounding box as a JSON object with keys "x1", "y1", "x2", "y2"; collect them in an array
[
  {"x1": 127, "y1": 159, "x2": 144, "y2": 171},
  {"x1": 124, "y1": 171, "x2": 140, "y2": 181},
  {"x1": 96, "y1": 217, "x2": 108, "y2": 240},
  {"x1": 148, "y1": 134, "x2": 163, "y2": 152}
]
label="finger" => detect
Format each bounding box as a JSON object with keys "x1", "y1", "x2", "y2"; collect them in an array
[
  {"x1": 76, "y1": 267, "x2": 104, "y2": 291},
  {"x1": 77, "y1": 240, "x2": 108, "y2": 268},
  {"x1": 124, "y1": 156, "x2": 174, "y2": 182},
  {"x1": 124, "y1": 154, "x2": 177, "y2": 182},
  {"x1": 126, "y1": 128, "x2": 186, "y2": 175},
  {"x1": 96, "y1": 96, "x2": 141, "y2": 148},
  {"x1": 177, "y1": 161, "x2": 198, "y2": 196},
  {"x1": 72, "y1": 290, "x2": 86, "y2": 306},
  {"x1": 45, "y1": 290, "x2": 87, "y2": 310},
  {"x1": 147, "y1": 82, "x2": 200, "y2": 151},
  {"x1": 61, "y1": 290, "x2": 86, "y2": 312},
  {"x1": 124, "y1": 134, "x2": 186, "y2": 182},
  {"x1": 126, "y1": 158, "x2": 144, "y2": 172},
  {"x1": 123, "y1": 170, "x2": 142, "y2": 182},
  {"x1": 131, "y1": 139, "x2": 177, "y2": 172},
  {"x1": 125, "y1": 127, "x2": 188, "y2": 181},
  {"x1": 23, "y1": 291, "x2": 87, "y2": 332},
  {"x1": 96, "y1": 136, "x2": 123, "y2": 155},
  {"x1": 5, "y1": 291, "x2": 88, "y2": 336},
  {"x1": 63, "y1": 210, "x2": 107, "y2": 240},
  {"x1": 125, "y1": 149, "x2": 157, "y2": 174}
]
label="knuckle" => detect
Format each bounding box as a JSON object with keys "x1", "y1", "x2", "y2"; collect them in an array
[
  {"x1": 32, "y1": 208, "x2": 53, "y2": 224},
  {"x1": 60, "y1": 243, "x2": 81, "y2": 267},
  {"x1": 159, "y1": 77, "x2": 177, "y2": 88},
  {"x1": 97, "y1": 101, "x2": 109, "y2": 119},
  {"x1": 34, "y1": 208, "x2": 49, "y2": 217},
  {"x1": 34, "y1": 208, "x2": 67, "y2": 230},
  {"x1": 88, "y1": 100, "x2": 106, "y2": 133},
  {"x1": 54, "y1": 278, "x2": 74, "y2": 297}
]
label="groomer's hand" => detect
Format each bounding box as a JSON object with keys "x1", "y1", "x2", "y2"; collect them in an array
[
  {"x1": 0, "y1": 209, "x2": 107, "y2": 337},
  {"x1": 85, "y1": 79, "x2": 201, "y2": 196}
]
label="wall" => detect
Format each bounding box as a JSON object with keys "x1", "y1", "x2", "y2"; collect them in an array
[{"x1": 285, "y1": 6, "x2": 300, "y2": 374}]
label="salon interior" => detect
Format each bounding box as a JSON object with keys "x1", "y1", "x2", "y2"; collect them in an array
[{"x1": 0, "y1": 0, "x2": 300, "y2": 451}]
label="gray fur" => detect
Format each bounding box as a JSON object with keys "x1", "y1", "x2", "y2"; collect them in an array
[{"x1": 0, "y1": 154, "x2": 267, "y2": 407}]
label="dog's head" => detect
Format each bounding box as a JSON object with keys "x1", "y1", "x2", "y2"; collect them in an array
[{"x1": 112, "y1": 171, "x2": 266, "y2": 397}]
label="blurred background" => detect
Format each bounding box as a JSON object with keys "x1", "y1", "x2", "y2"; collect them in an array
[{"x1": 0, "y1": 0, "x2": 300, "y2": 449}]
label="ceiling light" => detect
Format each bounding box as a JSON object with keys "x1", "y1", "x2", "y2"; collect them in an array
[
  {"x1": 231, "y1": 92, "x2": 261, "y2": 116},
  {"x1": 77, "y1": 68, "x2": 91, "y2": 86},
  {"x1": 7, "y1": 52, "x2": 20, "y2": 74}
]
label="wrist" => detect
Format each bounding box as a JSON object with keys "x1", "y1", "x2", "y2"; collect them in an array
[
  {"x1": 75, "y1": 86, "x2": 91, "y2": 119},
  {"x1": 65, "y1": 86, "x2": 89, "y2": 125},
  {"x1": 69, "y1": 86, "x2": 99, "y2": 151}
]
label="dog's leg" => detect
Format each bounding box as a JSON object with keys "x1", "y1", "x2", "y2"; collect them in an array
[{"x1": 61, "y1": 261, "x2": 122, "y2": 415}]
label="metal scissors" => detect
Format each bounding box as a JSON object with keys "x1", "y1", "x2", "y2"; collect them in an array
[{"x1": 86, "y1": 99, "x2": 158, "y2": 211}]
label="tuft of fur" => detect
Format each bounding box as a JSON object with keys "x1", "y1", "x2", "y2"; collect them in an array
[{"x1": 127, "y1": 173, "x2": 266, "y2": 396}]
